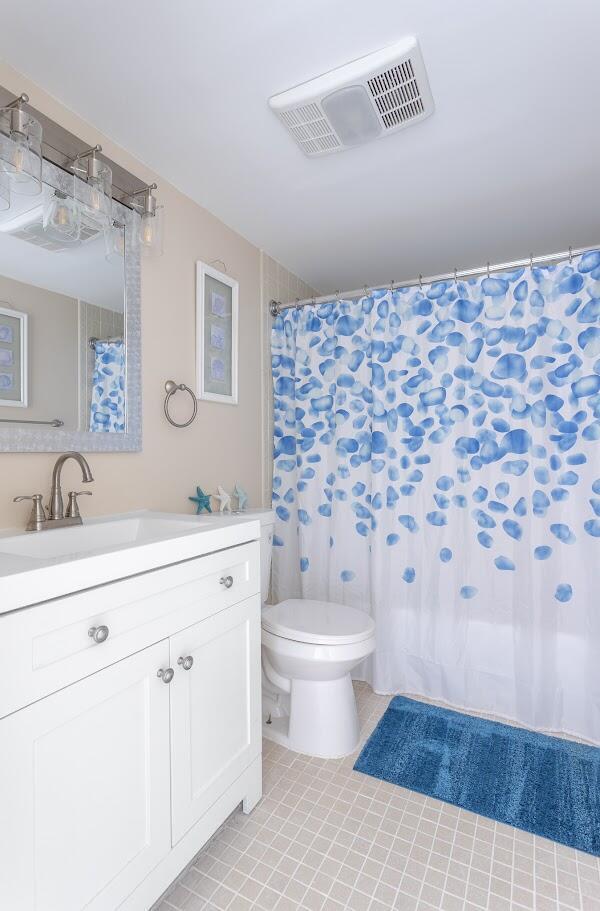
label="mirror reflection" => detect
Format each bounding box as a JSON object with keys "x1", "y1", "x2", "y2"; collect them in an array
[{"x1": 0, "y1": 178, "x2": 126, "y2": 433}]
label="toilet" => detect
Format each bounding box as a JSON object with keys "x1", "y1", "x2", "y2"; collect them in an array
[{"x1": 254, "y1": 509, "x2": 376, "y2": 758}]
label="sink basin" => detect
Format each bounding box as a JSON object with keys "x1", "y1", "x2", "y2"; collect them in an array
[{"x1": 0, "y1": 515, "x2": 201, "y2": 560}]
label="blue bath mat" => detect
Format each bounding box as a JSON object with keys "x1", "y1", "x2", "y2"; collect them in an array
[{"x1": 354, "y1": 696, "x2": 600, "y2": 855}]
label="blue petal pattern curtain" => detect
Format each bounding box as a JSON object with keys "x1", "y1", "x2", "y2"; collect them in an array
[
  {"x1": 271, "y1": 251, "x2": 600, "y2": 743},
  {"x1": 89, "y1": 340, "x2": 126, "y2": 432}
]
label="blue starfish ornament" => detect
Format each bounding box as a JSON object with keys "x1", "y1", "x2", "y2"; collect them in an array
[{"x1": 189, "y1": 486, "x2": 212, "y2": 514}]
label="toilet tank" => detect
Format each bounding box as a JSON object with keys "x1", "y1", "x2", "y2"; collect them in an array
[
  {"x1": 260, "y1": 520, "x2": 275, "y2": 603},
  {"x1": 239, "y1": 509, "x2": 275, "y2": 602}
]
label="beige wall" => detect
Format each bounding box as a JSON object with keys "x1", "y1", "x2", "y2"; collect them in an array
[
  {"x1": 0, "y1": 274, "x2": 79, "y2": 430},
  {"x1": 0, "y1": 61, "x2": 267, "y2": 529},
  {"x1": 259, "y1": 253, "x2": 320, "y2": 507}
]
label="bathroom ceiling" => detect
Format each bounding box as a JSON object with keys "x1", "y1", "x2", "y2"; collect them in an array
[{"x1": 0, "y1": 1, "x2": 598, "y2": 294}]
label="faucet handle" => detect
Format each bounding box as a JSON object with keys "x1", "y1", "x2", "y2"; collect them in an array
[
  {"x1": 13, "y1": 494, "x2": 46, "y2": 531},
  {"x1": 66, "y1": 490, "x2": 92, "y2": 519}
]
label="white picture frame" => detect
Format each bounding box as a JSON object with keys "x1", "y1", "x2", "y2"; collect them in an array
[
  {"x1": 0, "y1": 304, "x2": 28, "y2": 408},
  {"x1": 196, "y1": 261, "x2": 238, "y2": 405}
]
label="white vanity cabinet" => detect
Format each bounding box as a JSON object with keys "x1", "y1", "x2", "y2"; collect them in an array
[
  {"x1": 170, "y1": 597, "x2": 262, "y2": 845},
  {"x1": 0, "y1": 641, "x2": 172, "y2": 911},
  {"x1": 0, "y1": 529, "x2": 262, "y2": 911}
]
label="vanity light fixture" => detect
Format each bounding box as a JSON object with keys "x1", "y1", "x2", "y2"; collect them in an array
[
  {"x1": 129, "y1": 183, "x2": 164, "y2": 257},
  {"x1": 0, "y1": 169, "x2": 9, "y2": 212},
  {"x1": 43, "y1": 189, "x2": 81, "y2": 243},
  {"x1": 71, "y1": 144, "x2": 113, "y2": 226},
  {"x1": 105, "y1": 216, "x2": 125, "y2": 262},
  {"x1": 0, "y1": 93, "x2": 42, "y2": 195}
]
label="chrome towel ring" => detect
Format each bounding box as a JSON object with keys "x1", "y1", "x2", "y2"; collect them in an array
[{"x1": 164, "y1": 380, "x2": 198, "y2": 428}]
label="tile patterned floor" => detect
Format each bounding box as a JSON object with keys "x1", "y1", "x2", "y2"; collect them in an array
[{"x1": 153, "y1": 684, "x2": 600, "y2": 911}]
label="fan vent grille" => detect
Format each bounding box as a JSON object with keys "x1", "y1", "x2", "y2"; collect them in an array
[
  {"x1": 269, "y1": 38, "x2": 433, "y2": 156},
  {"x1": 278, "y1": 104, "x2": 340, "y2": 155},
  {"x1": 367, "y1": 59, "x2": 425, "y2": 129},
  {"x1": 9, "y1": 217, "x2": 100, "y2": 252}
]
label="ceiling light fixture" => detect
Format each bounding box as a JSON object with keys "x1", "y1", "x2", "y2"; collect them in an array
[
  {"x1": 269, "y1": 37, "x2": 434, "y2": 157},
  {"x1": 0, "y1": 93, "x2": 42, "y2": 194},
  {"x1": 129, "y1": 183, "x2": 163, "y2": 257}
]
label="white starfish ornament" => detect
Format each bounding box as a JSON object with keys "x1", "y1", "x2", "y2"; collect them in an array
[{"x1": 215, "y1": 485, "x2": 232, "y2": 513}]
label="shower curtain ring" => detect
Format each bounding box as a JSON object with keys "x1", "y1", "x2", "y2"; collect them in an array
[
  {"x1": 569, "y1": 246, "x2": 573, "y2": 265},
  {"x1": 454, "y1": 267, "x2": 458, "y2": 285},
  {"x1": 530, "y1": 253, "x2": 534, "y2": 271},
  {"x1": 486, "y1": 262, "x2": 491, "y2": 279},
  {"x1": 389, "y1": 280, "x2": 395, "y2": 293},
  {"x1": 294, "y1": 298, "x2": 301, "y2": 310},
  {"x1": 418, "y1": 274, "x2": 423, "y2": 291}
]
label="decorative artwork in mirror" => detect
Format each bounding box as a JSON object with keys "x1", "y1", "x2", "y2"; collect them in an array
[
  {"x1": 0, "y1": 305, "x2": 27, "y2": 408},
  {"x1": 0, "y1": 155, "x2": 141, "y2": 451},
  {"x1": 196, "y1": 261, "x2": 238, "y2": 405}
]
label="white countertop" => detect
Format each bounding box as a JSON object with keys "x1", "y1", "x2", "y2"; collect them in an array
[{"x1": 0, "y1": 510, "x2": 260, "y2": 614}]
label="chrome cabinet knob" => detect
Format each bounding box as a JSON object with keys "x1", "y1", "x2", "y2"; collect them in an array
[
  {"x1": 220, "y1": 575, "x2": 234, "y2": 589},
  {"x1": 157, "y1": 667, "x2": 174, "y2": 684},
  {"x1": 88, "y1": 624, "x2": 109, "y2": 644},
  {"x1": 177, "y1": 655, "x2": 194, "y2": 671}
]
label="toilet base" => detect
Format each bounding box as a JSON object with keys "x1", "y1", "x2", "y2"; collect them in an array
[{"x1": 262, "y1": 673, "x2": 360, "y2": 758}]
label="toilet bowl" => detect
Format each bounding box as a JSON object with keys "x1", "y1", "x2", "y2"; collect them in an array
[
  {"x1": 261, "y1": 598, "x2": 375, "y2": 758},
  {"x1": 194, "y1": 509, "x2": 376, "y2": 758}
]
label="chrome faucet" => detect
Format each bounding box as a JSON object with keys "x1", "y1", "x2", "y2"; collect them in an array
[
  {"x1": 14, "y1": 451, "x2": 94, "y2": 532},
  {"x1": 49, "y1": 451, "x2": 93, "y2": 520}
]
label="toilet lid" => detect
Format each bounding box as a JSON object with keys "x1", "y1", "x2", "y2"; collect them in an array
[{"x1": 262, "y1": 599, "x2": 375, "y2": 646}]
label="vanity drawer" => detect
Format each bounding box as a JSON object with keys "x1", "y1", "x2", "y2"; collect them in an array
[{"x1": 0, "y1": 540, "x2": 259, "y2": 718}]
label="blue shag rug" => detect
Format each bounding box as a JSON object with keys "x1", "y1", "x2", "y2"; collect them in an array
[{"x1": 354, "y1": 696, "x2": 600, "y2": 855}]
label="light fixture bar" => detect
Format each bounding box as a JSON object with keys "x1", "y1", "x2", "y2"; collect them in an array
[
  {"x1": 0, "y1": 85, "x2": 150, "y2": 207},
  {"x1": 71, "y1": 143, "x2": 102, "y2": 165}
]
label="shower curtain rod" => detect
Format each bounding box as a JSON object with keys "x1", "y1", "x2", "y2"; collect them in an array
[{"x1": 269, "y1": 242, "x2": 598, "y2": 316}]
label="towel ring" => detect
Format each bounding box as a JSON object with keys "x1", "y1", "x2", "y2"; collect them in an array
[{"x1": 164, "y1": 380, "x2": 198, "y2": 428}]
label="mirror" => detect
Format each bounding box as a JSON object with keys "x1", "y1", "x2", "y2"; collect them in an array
[{"x1": 0, "y1": 157, "x2": 140, "y2": 452}]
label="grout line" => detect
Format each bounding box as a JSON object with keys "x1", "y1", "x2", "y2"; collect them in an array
[{"x1": 151, "y1": 682, "x2": 594, "y2": 911}]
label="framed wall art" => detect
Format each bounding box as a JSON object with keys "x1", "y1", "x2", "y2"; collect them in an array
[
  {"x1": 0, "y1": 304, "x2": 28, "y2": 408},
  {"x1": 196, "y1": 261, "x2": 238, "y2": 405}
]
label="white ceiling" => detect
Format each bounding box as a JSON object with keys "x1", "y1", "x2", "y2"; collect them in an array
[{"x1": 0, "y1": 1, "x2": 598, "y2": 294}]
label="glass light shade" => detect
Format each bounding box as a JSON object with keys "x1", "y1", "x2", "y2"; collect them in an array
[
  {"x1": 0, "y1": 105, "x2": 42, "y2": 196},
  {"x1": 105, "y1": 219, "x2": 125, "y2": 262},
  {"x1": 74, "y1": 155, "x2": 112, "y2": 226},
  {"x1": 0, "y1": 169, "x2": 10, "y2": 212},
  {"x1": 138, "y1": 205, "x2": 164, "y2": 257},
  {"x1": 43, "y1": 189, "x2": 80, "y2": 243}
]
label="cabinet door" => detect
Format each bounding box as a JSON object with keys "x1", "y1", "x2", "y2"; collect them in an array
[
  {"x1": 170, "y1": 595, "x2": 261, "y2": 844},
  {"x1": 0, "y1": 641, "x2": 171, "y2": 911}
]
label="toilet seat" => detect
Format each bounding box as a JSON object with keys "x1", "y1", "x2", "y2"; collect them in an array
[{"x1": 262, "y1": 599, "x2": 375, "y2": 646}]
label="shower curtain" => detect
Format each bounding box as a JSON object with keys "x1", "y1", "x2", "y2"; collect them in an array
[
  {"x1": 271, "y1": 251, "x2": 600, "y2": 744},
  {"x1": 89, "y1": 340, "x2": 126, "y2": 432}
]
